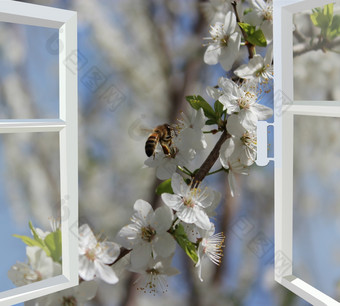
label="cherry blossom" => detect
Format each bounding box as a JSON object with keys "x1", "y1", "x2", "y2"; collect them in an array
[
  {"x1": 116, "y1": 200, "x2": 175, "y2": 269},
  {"x1": 79, "y1": 224, "x2": 120, "y2": 284}
]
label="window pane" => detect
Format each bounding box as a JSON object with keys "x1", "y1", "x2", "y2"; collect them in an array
[
  {"x1": 0, "y1": 23, "x2": 59, "y2": 119},
  {"x1": 0, "y1": 132, "x2": 61, "y2": 292},
  {"x1": 293, "y1": 3, "x2": 340, "y2": 101},
  {"x1": 293, "y1": 115, "x2": 340, "y2": 301}
]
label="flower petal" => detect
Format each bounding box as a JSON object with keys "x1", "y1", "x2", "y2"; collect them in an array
[
  {"x1": 79, "y1": 224, "x2": 97, "y2": 250},
  {"x1": 99, "y1": 241, "x2": 121, "y2": 264},
  {"x1": 151, "y1": 205, "x2": 173, "y2": 233},
  {"x1": 252, "y1": 104, "x2": 273, "y2": 121},
  {"x1": 192, "y1": 207, "x2": 211, "y2": 230},
  {"x1": 204, "y1": 44, "x2": 220, "y2": 65},
  {"x1": 223, "y1": 11, "x2": 237, "y2": 34},
  {"x1": 153, "y1": 232, "x2": 176, "y2": 258},
  {"x1": 219, "y1": 139, "x2": 235, "y2": 168},
  {"x1": 177, "y1": 207, "x2": 197, "y2": 224},
  {"x1": 239, "y1": 110, "x2": 258, "y2": 131},
  {"x1": 116, "y1": 224, "x2": 139, "y2": 249},
  {"x1": 171, "y1": 173, "x2": 188, "y2": 196},
  {"x1": 94, "y1": 261, "x2": 119, "y2": 284},
  {"x1": 227, "y1": 114, "x2": 245, "y2": 136},
  {"x1": 79, "y1": 255, "x2": 95, "y2": 281},
  {"x1": 133, "y1": 199, "x2": 153, "y2": 220},
  {"x1": 161, "y1": 193, "x2": 183, "y2": 210}
]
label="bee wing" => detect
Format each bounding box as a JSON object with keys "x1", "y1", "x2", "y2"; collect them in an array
[
  {"x1": 140, "y1": 128, "x2": 153, "y2": 136},
  {"x1": 128, "y1": 121, "x2": 153, "y2": 141}
]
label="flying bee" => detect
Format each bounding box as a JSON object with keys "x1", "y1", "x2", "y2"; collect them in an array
[{"x1": 145, "y1": 124, "x2": 177, "y2": 158}]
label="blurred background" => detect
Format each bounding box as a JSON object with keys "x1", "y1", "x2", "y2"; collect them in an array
[{"x1": 0, "y1": 0, "x2": 338, "y2": 305}]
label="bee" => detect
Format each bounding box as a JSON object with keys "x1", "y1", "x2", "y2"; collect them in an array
[{"x1": 145, "y1": 124, "x2": 177, "y2": 158}]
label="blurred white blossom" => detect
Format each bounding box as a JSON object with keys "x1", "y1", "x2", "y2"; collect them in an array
[
  {"x1": 8, "y1": 246, "x2": 61, "y2": 286},
  {"x1": 35, "y1": 280, "x2": 98, "y2": 306}
]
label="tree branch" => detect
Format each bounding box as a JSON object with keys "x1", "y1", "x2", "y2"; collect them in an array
[
  {"x1": 293, "y1": 37, "x2": 340, "y2": 57},
  {"x1": 231, "y1": 1, "x2": 254, "y2": 59},
  {"x1": 192, "y1": 130, "x2": 230, "y2": 188}
]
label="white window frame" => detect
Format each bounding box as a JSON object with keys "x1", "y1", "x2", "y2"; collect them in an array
[
  {"x1": 0, "y1": 1, "x2": 78, "y2": 305},
  {"x1": 274, "y1": 0, "x2": 340, "y2": 305}
]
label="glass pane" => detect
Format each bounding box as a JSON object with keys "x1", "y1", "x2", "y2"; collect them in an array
[
  {"x1": 0, "y1": 132, "x2": 61, "y2": 293},
  {"x1": 293, "y1": 3, "x2": 340, "y2": 101},
  {"x1": 0, "y1": 23, "x2": 59, "y2": 119},
  {"x1": 293, "y1": 115, "x2": 340, "y2": 301}
]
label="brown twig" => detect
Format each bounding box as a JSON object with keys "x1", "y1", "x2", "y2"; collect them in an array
[
  {"x1": 293, "y1": 37, "x2": 340, "y2": 57},
  {"x1": 191, "y1": 130, "x2": 230, "y2": 188},
  {"x1": 231, "y1": 1, "x2": 254, "y2": 59}
]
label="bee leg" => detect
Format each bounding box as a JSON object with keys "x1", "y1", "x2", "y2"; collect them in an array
[{"x1": 170, "y1": 147, "x2": 178, "y2": 158}]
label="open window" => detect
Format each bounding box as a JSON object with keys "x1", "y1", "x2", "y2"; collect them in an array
[
  {"x1": 274, "y1": 0, "x2": 340, "y2": 304},
  {"x1": 0, "y1": 1, "x2": 78, "y2": 304}
]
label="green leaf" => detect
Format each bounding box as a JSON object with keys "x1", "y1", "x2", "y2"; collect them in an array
[
  {"x1": 14, "y1": 221, "x2": 52, "y2": 258},
  {"x1": 29, "y1": 221, "x2": 45, "y2": 246},
  {"x1": 173, "y1": 223, "x2": 198, "y2": 264},
  {"x1": 44, "y1": 229, "x2": 62, "y2": 263},
  {"x1": 185, "y1": 95, "x2": 216, "y2": 120},
  {"x1": 329, "y1": 14, "x2": 340, "y2": 39},
  {"x1": 214, "y1": 100, "x2": 224, "y2": 116},
  {"x1": 238, "y1": 22, "x2": 255, "y2": 36},
  {"x1": 247, "y1": 29, "x2": 267, "y2": 47},
  {"x1": 13, "y1": 234, "x2": 44, "y2": 248},
  {"x1": 156, "y1": 179, "x2": 173, "y2": 195},
  {"x1": 205, "y1": 119, "x2": 217, "y2": 125},
  {"x1": 238, "y1": 23, "x2": 267, "y2": 47},
  {"x1": 311, "y1": 3, "x2": 334, "y2": 37}
]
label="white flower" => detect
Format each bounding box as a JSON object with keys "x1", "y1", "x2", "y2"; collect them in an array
[
  {"x1": 195, "y1": 223, "x2": 225, "y2": 281},
  {"x1": 218, "y1": 77, "x2": 273, "y2": 130},
  {"x1": 234, "y1": 45, "x2": 273, "y2": 83},
  {"x1": 116, "y1": 200, "x2": 175, "y2": 269},
  {"x1": 244, "y1": 0, "x2": 273, "y2": 42},
  {"x1": 8, "y1": 246, "x2": 61, "y2": 286},
  {"x1": 129, "y1": 256, "x2": 179, "y2": 294},
  {"x1": 219, "y1": 146, "x2": 249, "y2": 196},
  {"x1": 34, "y1": 280, "x2": 98, "y2": 306},
  {"x1": 78, "y1": 224, "x2": 120, "y2": 284},
  {"x1": 176, "y1": 108, "x2": 207, "y2": 153},
  {"x1": 161, "y1": 173, "x2": 214, "y2": 230},
  {"x1": 204, "y1": 11, "x2": 241, "y2": 71},
  {"x1": 224, "y1": 114, "x2": 257, "y2": 166}
]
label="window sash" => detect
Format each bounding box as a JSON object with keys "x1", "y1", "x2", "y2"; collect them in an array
[
  {"x1": 0, "y1": 1, "x2": 78, "y2": 305},
  {"x1": 274, "y1": 0, "x2": 340, "y2": 304}
]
